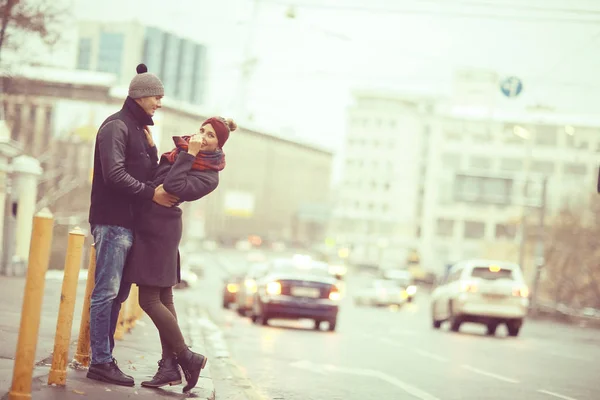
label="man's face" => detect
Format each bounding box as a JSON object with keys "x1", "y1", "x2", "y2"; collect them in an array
[{"x1": 135, "y1": 96, "x2": 163, "y2": 116}]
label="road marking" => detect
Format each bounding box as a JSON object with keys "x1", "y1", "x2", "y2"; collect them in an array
[
  {"x1": 537, "y1": 389, "x2": 579, "y2": 400},
  {"x1": 547, "y1": 351, "x2": 593, "y2": 363},
  {"x1": 412, "y1": 349, "x2": 449, "y2": 363},
  {"x1": 461, "y1": 365, "x2": 519, "y2": 384},
  {"x1": 291, "y1": 360, "x2": 441, "y2": 400},
  {"x1": 380, "y1": 338, "x2": 449, "y2": 363}
]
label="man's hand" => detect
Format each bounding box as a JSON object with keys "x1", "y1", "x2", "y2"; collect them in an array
[
  {"x1": 144, "y1": 126, "x2": 155, "y2": 147},
  {"x1": 152, "y1": 184, "x2": 178, "y2": 207}
]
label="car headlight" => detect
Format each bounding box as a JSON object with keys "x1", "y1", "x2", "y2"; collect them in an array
[
  {"x1": 406, "y1": 285, "x2": 417, "y2": 296},
  {"x1": 266, "y1": 281, "x2": 281, "y2": 295},
  {"x1": 245, "y1": 279, "x2": 257, "y2": 293},
  {"x1": 329, "y1": 286, "x2": 341, "y2": 301},
  {"x1": 226, "y1": 283, "x2": 239, "y2": 293}
]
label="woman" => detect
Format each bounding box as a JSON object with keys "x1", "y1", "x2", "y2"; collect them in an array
[{"x1": 123, "y1": 116, "x2": 236, "y2": 392}]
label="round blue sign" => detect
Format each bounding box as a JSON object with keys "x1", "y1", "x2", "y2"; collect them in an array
[{"x1": 500, "y1": 76, "x2": 523, "y2": 98}]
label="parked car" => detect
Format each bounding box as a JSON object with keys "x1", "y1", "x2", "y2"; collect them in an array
[
  {"x1": 236, "y1": 262, "x2": 269, "y2": 316},
  {"x1": 353, "y1": 279, "x2": 409, "y2": 307},
  {"x1": 382, "y1": 269, "x2": 417, "y2": 302},
  {"x1": 250, "y1": 258, "x2": 341, "y2": 331},
  {"x1": 222, "y1": 275, "x2": 244, "y2": 308},
  {"x1": 431, "y1": 259, "x2": 529, "y2": 336}
]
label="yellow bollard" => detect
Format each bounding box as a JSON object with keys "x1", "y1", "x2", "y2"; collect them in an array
[
  {"x1": 9, "y1": 209, "x2": 54, "y2": 400},
  {"x1": 48, "y1": 227, "x2": 86, "y2": 386},
  {"x1": 113, "y1": 307, "x2": 125, "y2": 341},
  {"x1": 73, "y1": 244, "x2": 96, "y2": 366}
]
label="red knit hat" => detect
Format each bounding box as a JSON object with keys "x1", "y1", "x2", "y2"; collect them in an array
[{"x1": 202, "y1": 117, "x2": 237, "y2": 148}]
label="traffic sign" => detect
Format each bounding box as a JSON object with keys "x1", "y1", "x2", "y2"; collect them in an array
[{"x1": 500, "y1": 76, "x2": 523, "y2": 98}]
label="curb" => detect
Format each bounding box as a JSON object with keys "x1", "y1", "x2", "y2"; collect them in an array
[{"x1": 181, "y1": 306, "x2": 216, "y2": 400}]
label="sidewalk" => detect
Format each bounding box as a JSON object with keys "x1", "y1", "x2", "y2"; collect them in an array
[{"x1": 0, "y1": 275, "x2": 215, "y2": 399}]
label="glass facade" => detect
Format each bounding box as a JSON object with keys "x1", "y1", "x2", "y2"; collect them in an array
[
  {"x1": 97, "y1": 32, "x2": 124, "y2": 78},
  {"x1": 77, "y1": 24, "x2": 207, "y2": 105},
  {"x1": 76, "y1": 37, "x2": 92, "y2": 70}
]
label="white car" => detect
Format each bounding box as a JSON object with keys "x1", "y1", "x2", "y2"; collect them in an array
[
  {"x1": 431, "y1": 259, "x2": 529, "y2": 336},
  {"x1": 354, "y1": 279, "x2": 409, "y2": 307}
]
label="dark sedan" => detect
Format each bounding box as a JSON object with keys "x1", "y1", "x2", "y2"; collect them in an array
[{"x1": 250, "y1": 257, "x2": 341, "y2": 331}]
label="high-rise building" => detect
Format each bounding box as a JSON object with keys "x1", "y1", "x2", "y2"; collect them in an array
[{"x1": 76, "y1": 21, "x2": 207, "y2": 105}]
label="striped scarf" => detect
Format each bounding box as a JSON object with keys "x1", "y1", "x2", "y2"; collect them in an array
[{"x1": 161, "y1": 136, "x2": 226, "y2": 171}]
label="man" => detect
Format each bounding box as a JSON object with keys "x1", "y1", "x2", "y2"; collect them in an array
[{"x1": 87, "y1": 63, "x2": 178, "y2": 386}]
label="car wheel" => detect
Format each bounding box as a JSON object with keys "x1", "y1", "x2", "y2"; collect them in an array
[
  {"x1": 237, "y1": 308, "x2": 246, "y2": 317},
  {"x1": 507, "y1": 320, "x2": 522, "y2": 337},
  {"x1": 250, "y1": 314, "x2": 258, "y2": 323},
  {"x1": 431, "y1": 304, "x2": 442, "y2": 329},
  {"x1": 486, "y1": 322, "x2": 498, "y2": 336},
  {"x1": 328, "y1": 319, "x2": 337, "y2": 332},
  {"x1": 449, "y1": 301, "x2": 462, "y2": 332},
  {"x1": 261, "y1": 314, "x2": 269, "y2": 326}
]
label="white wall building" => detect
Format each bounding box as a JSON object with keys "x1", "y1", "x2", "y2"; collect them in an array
[
  {"x1": 332, "y1": 72, "x2": 600, "y2": 277},
  {"x1": 421, "y1": 107, "x2": 600, "y2": 276},
  {"x1": 330, "y1": 90, "x2": 436, "y2": 265}
]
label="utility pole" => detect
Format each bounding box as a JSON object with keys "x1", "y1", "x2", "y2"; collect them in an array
[{"x1": 529, "y1": 176, "x2": 548, "y2": 313}]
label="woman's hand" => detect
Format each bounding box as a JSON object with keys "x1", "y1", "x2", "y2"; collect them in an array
[
  {"x1": 187, "y1": 135, "x2": 202, "y2": 157},
  {"x1": 144, "y1": 126, "x2": 155, "y2": 147}
]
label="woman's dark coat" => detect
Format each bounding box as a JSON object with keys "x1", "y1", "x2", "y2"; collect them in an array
[{"x1": 123, "y1": 151, "x2": 219, "y2": 287}]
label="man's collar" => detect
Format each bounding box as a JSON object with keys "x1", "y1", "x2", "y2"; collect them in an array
[{"x1": 123, "y1": 96, "x2": 154, "y2": 126}]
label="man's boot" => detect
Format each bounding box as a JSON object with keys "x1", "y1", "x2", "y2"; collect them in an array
[
  {"x1": 87, "y1": 358, "x2": 134, "y2": 386},
  {"x1": 176, "y1": 347, "x2": 208, "y2": 392},
  {"x1": 141, "y1": 357, "x2": 182, "y2": 388}
]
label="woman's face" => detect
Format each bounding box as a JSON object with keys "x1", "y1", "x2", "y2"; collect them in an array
[{"x1": 193, "y1": 123, "x2": 219, "y2": 152}]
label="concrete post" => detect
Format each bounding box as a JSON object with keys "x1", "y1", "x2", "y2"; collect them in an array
[
  {"x1": 0, "y1": 119, "x2": 23, "y2": 275},
  {"x1": 11, "y1": 155, "x2": 43, "y2": 275}
]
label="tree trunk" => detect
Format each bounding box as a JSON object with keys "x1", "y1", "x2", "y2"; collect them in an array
[{"x1": 0, "y1": 0, "x2": 19, "y2": 63}]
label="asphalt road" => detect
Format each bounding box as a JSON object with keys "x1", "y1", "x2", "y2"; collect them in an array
[{"x1": 180, "y1": 249, "x2": 600, "y2": 400}]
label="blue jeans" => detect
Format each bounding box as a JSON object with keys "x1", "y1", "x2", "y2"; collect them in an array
[{"x1": 90, "y1": 225, "x2": 133, "y2": 364}]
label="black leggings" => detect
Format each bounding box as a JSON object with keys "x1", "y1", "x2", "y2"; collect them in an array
[{"x1": 138, "y1": 286, "x2": 187, "y2": 357}]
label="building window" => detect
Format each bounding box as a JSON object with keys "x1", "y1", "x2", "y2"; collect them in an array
[
  {"x1": 464, "y1": 221, "x2": 485, "y2": 239},
  {"x1": 531, "y1": 161, "x2": 554, "y2": 174},
  {"x1": 502, "y1": 124, "x2": 524, "y2": 145},
  {"x1": 564, "y1": 163, "x2": 587, "y2": 175},
  {"x1": 469, "y1": 157, "x2": 492, "y2": 170},
  {"x1": 534, "y1": 125, "x2": 557, "y2": 147},
  {"x1": 495, "y1": 224, "x2": 516, "y2": 239},
  {"x1": 454, "y1": 174, "x2": 513, "y2": 205},
  {"x1": 77, "y1": 37, "x2": 92, "y2": 70},
  {"x1": 442, "y1": 153, "x2": 461, "y2": 169},
  {"x1": 97, "y1": 32, "x2": 125, "y2": 78},
  {"x1": 500, "y1": 158, "x2": 523, "y2": 171},
  {"x1": 436, "y1": 219, "x2": 454, "y2": 237}
]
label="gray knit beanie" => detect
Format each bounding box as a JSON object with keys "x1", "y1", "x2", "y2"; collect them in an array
[{"x1": 128, "y1": 64, "x2": 164, "y2": 99}]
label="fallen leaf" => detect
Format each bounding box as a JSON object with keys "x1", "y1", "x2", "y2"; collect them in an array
[{"x1": 72, "y1": 389, "x2": 85, "y2": 395}]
